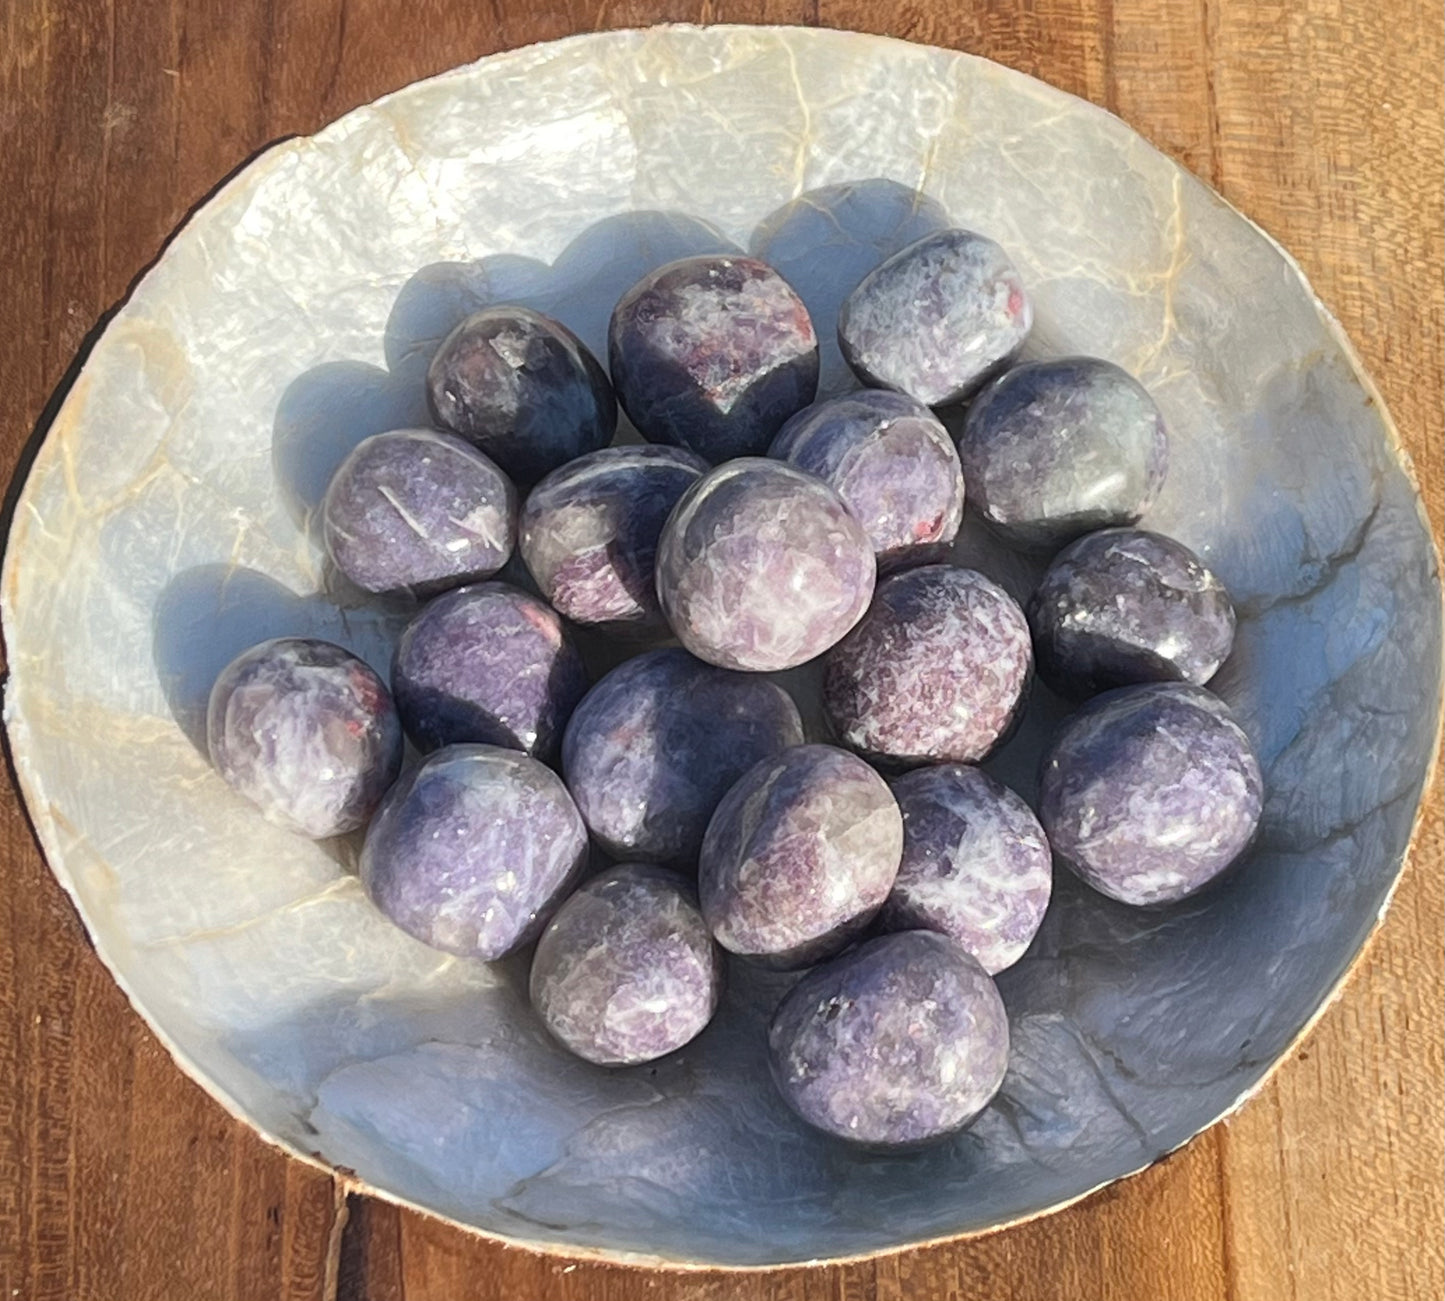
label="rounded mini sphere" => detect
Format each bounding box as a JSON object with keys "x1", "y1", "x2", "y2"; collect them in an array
[
  {"x1": 882, "y1": 765, "x2": 1051, "y2": 975},
  {"x1": 699, "y1": 744, "x2": 903, "y2": 969},
  {"x1": 321, "y1": 428, "x2": 516, "y2": 598},
  {"x1": 561, "y1": 649, "x2": 804, "y2": 866},
  {"x1": 529, "y1": 863, "x2": 724, "y2": 1066},
  {"x1": 206, "y1": 637, "x2": 403, "y2": 839},
  {"x1": 959, "y1": 357, "x2": 1169, "y2": 551},
  {"x1": 361, "y1": 744, "x2": 587, "y2": 960},
  {"x1": 837, "y1": 228, "x2": 1031, "y2": 407},
  {"x1": 607, "y1": 255, "x2": 819, "y2": 463},
  {"x1": 655, "y1": 458, "x2": 876, "y2": 672},
  {"x1": 425, "y1": 305, "x2": 617, "y2": 484},
  {"x1": 1026, "y1": 527, "x2": 1237, "y2": 699},
  {"x1": 767, "y1": 930, "x2": 1010, "y2": 1147},
  {"x1": 391, "y1": 582, "x2": 588, "y2": 760},
  {"x1": 1038, "y1": 682, "x2": 1264, "y2": 907},
  {"x1": 823, "y1": 565, "x2": 1032, "y2": 767},
  {"x1": 519, "y1": 445, "x2": 709, "y2": 631},
  {"x1": 769, "y1": 389, "x2": 965, "y2": 572}
]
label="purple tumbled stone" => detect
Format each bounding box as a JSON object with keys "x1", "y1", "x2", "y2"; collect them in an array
[
  {"x1": 391, "y1": 582, "x2": 587, "y2": 759},
  {"x1": 769, "y1": 390, "x2": 965, "y2": 572},
  {"x1": 206, "y1": 637, "x2": 402, "y2": 839},
  {"x1": 699, "y1": 744, "x2": 903, "y2": 969},
  {"x1": 837, "y1": 228, "x2": 1031, "y2": 407},
  {"x1": 361, "y1": 743, "x2": 587, "y2": 960},
  {"x1": 655, "y1": 458, "x2": 876, "y2": 672},
  {"x1": 529, "y1": 863, "x2": 724, "y2": 1066},
  {"x1": 561, "y1": 649, "x2": 804, "y2": 866},
  {"x1": 823, "y1": 565, "x2": 1032, "y2": 767},
  {"x1": 767, "y1": 930, "x2": 1009, "y2": 1147},
  {"x1": 1038, "y1": 682, "x2": 1263, "y2": 906}
]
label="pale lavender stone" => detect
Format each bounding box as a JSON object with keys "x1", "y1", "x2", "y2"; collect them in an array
[
  {"x1": 699, "y1": 744, "x2": 903, "y2": 969},
  {"x1": 1039, "y1": 682, "x2": 1263, "y2": 906},
  {"x1": 529, "y1": 863, "x2": 724, "y2": 1066},
  {"x1": 1027, "y1": 527, "x2": 1236, "y2": 699},
  {"x1": 561, "y1": 649, "x2": 804, "y2": 866},
  {"x1": 321, "y1": 428, "x2": 516, "y2": 598},
  {"x1": 767, "y1": 930, "x2": 1009, "y2": 1147},
  {"x1": 769, "y1": 390, "x2": 965, "y2": 572},
  {"x1": 361, "y1": 743, "x2": 586, "y2": 960},
  {"x1": 882, "y1": 765, "x2": 1051, "y2": 974},
  {"x1": 608, "y1": 255, "x2": 819, "y2": 462},
  {"x1": 837, "y1": 228, "x2": 1031, "y2": 407},
  {"x1": 960, "y1": 357, "x2": 1169, "y2": 551},
  {"x1": 519, "y1": 445, "x2": 708, "y2": 632},
  {"x1": 655, "y1": 459, "x2": 875, "y2": 672},
  {"x1": 823, "y1": 565, "x2": 1032, "y2": 767},
  {"x1": 391, "y1": 582, "x2": 587, "y2": 760}
]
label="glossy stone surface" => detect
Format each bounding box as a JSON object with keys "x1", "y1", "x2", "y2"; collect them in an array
[
  {"x1": 656, "y1": 459, "x2": 876, "y2": 672},
  {"x1": 699, "y1": 744, "x2": 903, "y2": 968},
  {"x1": 768, "y1": 930, "x2": 1009, "y2": 1146},
  {"x1": 391, "y1": 582, "x2": 587, "y2": 759},
  {"x1": 838, "y1": 228, "x2": 1030, "y2": 406},
  {"x1": 883, "y1": 765, "x2": 1051, "y2": 974},
  {"x1": 426, "y1": 305, "x2": 617, "y2": 483},
  {"x1": 207, "y1": 637, "x2": 403, "y2": 839},
  {"x1": 1028, "y1": 527, "x2": 1236, "y2": 698},
  {"x1": 518, "y1": 445, "x2": 707, "y2": 631},
  {"x1": 529, "y1": 863, "x2": 724, "y2": 1066},
  {"x1": 608, "y1": 255, "x2": 819, "y2": 462},
  {"x1": 961, "y1": 358, "x2": 1169, "y2": 551},
  {"x1": 561, "y1": 649, "x2": 804, "y2": 866},
  {"x1": 769, "y1": 390, "x2": 965, "y2": 571},
  {"x1": 824, "y1": 565, "x2": 1032, "y2": 766},
  {"x1": 1040, "y1": 683, "x2": 1264, "y2": 905}
]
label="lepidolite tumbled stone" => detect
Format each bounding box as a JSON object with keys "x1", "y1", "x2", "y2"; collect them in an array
[
  {"x1": 361, "y1": 743, "x2": 587, "y2": 960},
  {"x1": 769, "y1": 389, "x2": 965, "y2": 571},
  {"x1": 1039, "y1": 682, "x2": 1263, "y2": 906},
  {"x1": 959, "y1": 357, "x2": 1169, "y2": 551},
  {"x1": 837, "y1": 228, "x2": 1031, "y2": 406},
  {"x1": 561, "y1": 649, "x2": 804, "y2": 866},
  {"x1": 1027, "y1": 527, "x2": 1236, "y2": 699},
  {"x1": 699, "y1": 744, "x2": 902, "y2": 969},
  {"x1": 767, "y1": 930, "x2": 1009, "y2": 1147},
  {"x1": 529, "y1": 863, "x2": 724, "y2": 1066},
  {"x1": 882, "y1": 765, "x2": 1051, "y2": 974},
  {"x1": 655, "y1": 458, "x2": 875, "y2": 671},
  {"x1": 823, "y1": 565, "x2": 1032, "y2": 767}
]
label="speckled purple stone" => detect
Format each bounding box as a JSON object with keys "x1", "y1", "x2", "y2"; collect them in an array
[
  {"x1": 1039, "y1": 682, "x2": 1263, "y2": 907},
  {"x1": 1026, "y1": 527, "x2": 1236, "y2": 699},
  {"x1": 767, "y1": 930, "x2": 1009, "y2": 1147},
  {"x1": 561, "y1": 649, "x2": 804, "y2": 866},
  {"x1": 769, "y1": 390, "x2": 965, "y2": 572},
  {"x1": 823, "y1": 565, "x2": 1032, "y2": 767},
  {"x1": 837, "y1": 228, "x2": 1031, "y2": 407},
  {"x1": 882, "y1": 765, "x2": 1051, "y2": 974},
  {"x1": 391, "y1": 582, "x2": 587, "y2": 759},
  {"x1": 699, "y1": 744, "x2": 903, "y2": 969},
  {"x1": 529, "y1": 863, "x2": 724, "y2": 1066},
  {"x1": 361, "y1": 743, "x2": 587, "y2": 959},
  {"x1": 519, "y1": 445, "x2": 709, "y2": 631},
  {"x1": 425, "y1": 305, "x2": 617, "y2": 484},
  {"x1": 655, "y1": 458, "x2": 876, "y2": 672},
  {"x1": 608, "y1": 255, "x2": 819, "y2": 463},
  {"x1": 206, "y1": 637, "x2": 402, "y2": 839},
  {"x1": 321, "y1": 428, "x2": 516, "y2": 598},
  {"x1": 960, "y1": 357, "x2": 1169, "y2": 551}
]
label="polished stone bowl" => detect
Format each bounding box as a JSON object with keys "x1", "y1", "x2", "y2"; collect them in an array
[{"x1": 3, "y1": 25, "x2": 1439, "y2": 1268}]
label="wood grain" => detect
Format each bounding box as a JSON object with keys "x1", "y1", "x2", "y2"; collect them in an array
[{"x1": 0, "y1": 1, "x2": 1439, "y2": 1298}]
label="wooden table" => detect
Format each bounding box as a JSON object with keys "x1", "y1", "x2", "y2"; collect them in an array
[{"x1": 1, "y1": 2, "x2": 1440, "y2": 1297}]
